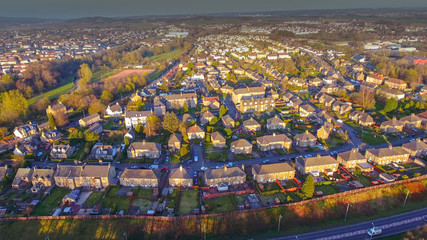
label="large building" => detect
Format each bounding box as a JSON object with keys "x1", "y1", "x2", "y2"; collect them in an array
[
  {"x1": 252, "y1": 162, "x2": 295, "y2": 183},
  {"x1": 124, "y1": 110, "x2": 152, "y2": 129},
  {"x1": 239, "y1": 96, "x2": 275, "y2": 113},
  {"x1": 204, "y1": 166, "x2": 246, "y2": 187},
  {"x1": 296, "y1": 155, "x2": 339, "y2": 175},
  {"x1": 365, "y1": 145, "x2": 410, "y2": 165},
  {"x1": 163, "y1": 92, "x2": 198, "y2": 110},
  {"x1": 231, "y1": 86, "x2": 265, "y2": 104},
  {"x1": 119, "y1": 168, "x2": 159, "y2": 188}
]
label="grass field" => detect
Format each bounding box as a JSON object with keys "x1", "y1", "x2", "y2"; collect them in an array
[
  {"x1": 85, "y1": 192, "x2": 104, "y2": 206},
  {"x1": 91, "y1": 69, "x2": 122, "y2": 83},
  {"x1": 135, "y1": 188, "x2": 153, "y2": 199},
  {"x1": 147, "y1": 70, "x2": 162, "y2": 81},
  {"x1": 315, "y1": 184, "x2": 340, "y2": 195},
  {"x1": 149, "y1": 49, "x2": 183, "y2": 61},
  {"x1": 205, "y1": 194, "x2": 236, "y2": 213},
  {"x1": 132, "y1": 199, "x2": 152, "y2": 211},
  {"x1": 33, "y1": 188, "x2": 71, "y2": 216},
  {"x1": 28, "y1": 78, "x2": 74, "y2": 105},
  {"x1": 178, "y1": 190, "x2": 199, "y2": 214}
]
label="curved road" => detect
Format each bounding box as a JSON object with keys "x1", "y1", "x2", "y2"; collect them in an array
[{"x1": 274, "y1": 208, "x2": 427, "y2": 240}]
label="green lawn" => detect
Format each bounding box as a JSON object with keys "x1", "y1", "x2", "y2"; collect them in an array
[
  {"x1": 85, "y1": 191, "x2": 104, "y2": 206},
  {"x1": 178, "y1": 190, "x2": 199, "y2": 214},
  {"x1": 28, "y1": 78, "x2": 74, "y2": 105},
  {"x1": 315, "y1": 184, "x2": 340, "y2": 195},
  {"x1": 259, "y1": 182, "x2": 282, "y2": 193},
  {"x1": 205, "y1": 151, "x2": 229, "y2": 162},
  {"x1": 205, "y1": 195, "x2": 236, "y2": 213},
  {"x1": 149, "y1": 49, "x2": 183, "y2": 61},
  {"x1": 105, "y1": 186, "x2": 120, "y2": 198},
  {"x1": 132, "y1": 199, "x2": 153, "y2": 211},
  {"x1": 101, "y1": 197, "x2": 132, "y2": 214},
  {"x1": 147, "y1": 70, "x2": 162, "y2": 81},
  {"x1": 354, "y1": 173, "x2": 372, "y2": 187},
  {"x1": 33, "y1": 188, "x2": 71, "y2": 216},
  {"x1": 135, "y1": 188, "x2": 154, "y2": 199},
  {"x1": 259, "y1": 193, "x2": 287, "y2": 203}
]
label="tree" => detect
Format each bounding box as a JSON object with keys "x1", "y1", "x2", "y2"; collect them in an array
[
  {"x1": 182, "y1": 102, "x2": 189, "y2": 113},
  {"x1": 301, "y1": 175, "x2": 315, "y2": 198},
  {"x1": 78, "y1": 63, "x2": 92, "y2": 87},
  {"x1": 209, "y1": 116, "x2": 219, "y2": 125},
  {"x1": 135, "y1": 124, "x2": 144, "y2": 135},
  {"x1": 69, "y1": 128, "x2": 83, "y2": 139},
  {"x1": 84, "y1": 130, "x2": 99, "y2": 142},
  {"x1": 384, "y1": 98, "x2": 398, "y2": 113},
  {"x1": 0, "y1": 127, "x2": 8, "y2": 140},
  {"x1": 219, "y1": 105, "x2": 228, "y2": 118},
  {"x1": 100, "y1": 90, "x2": 113, "y2": 104},
  {"x1": 352, "y1": 89, "x2": 375, "y2": 110},
  {"x1": 180, "y1": 144, "x2": 189, "y2": 157},
  {"x1": 34, "y1": 97, "x2": 50, "y2": 112},
  {"x1": 124, "y1": 137, "x2": 130, "y2": 146},
  {"x1": 224, "y1": 128, "x2": 232, "y2": 137},
  {"x1": 88, "y1": 99, "x2": 105, "y2": 114},
  {"x1": 405, "y1": 68, "x2": 420, "y2": 89},
  {"x1": 0, "y1": 90, "x2": 28, "y2": 123},
  {"x1": 53, "y1": 111, "x2": 69, "y2": 126},
  {"x1": 144, "y1": 115, "x2": 161, "y2": 137},
  {"x1": 48, "y1": 113, "x2": 56, "y2": 130},
  {"x1": 163, "y1": 112, "x2": 179, "y2": 133}
]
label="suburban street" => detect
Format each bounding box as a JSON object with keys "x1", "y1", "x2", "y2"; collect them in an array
[{"x1": 274, "y1": 208, "x2": 427, "y2": 240}]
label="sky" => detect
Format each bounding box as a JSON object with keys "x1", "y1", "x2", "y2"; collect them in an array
[{"x1": 2, "y1": 0, "x2": 427, "y2": 18}]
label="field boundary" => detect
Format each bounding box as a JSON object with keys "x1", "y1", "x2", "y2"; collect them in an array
[{"x1": 0, "y1": 174, "x2": 425, "y2": 222}]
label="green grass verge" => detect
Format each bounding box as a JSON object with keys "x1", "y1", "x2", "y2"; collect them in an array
[{"x1": 28, "y1": 78, "x2": 74, "y2": 105}]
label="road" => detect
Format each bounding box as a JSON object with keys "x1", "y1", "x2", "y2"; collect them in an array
[{"x1": 274, "y1": 208, "x2": 427, "y2": 240}]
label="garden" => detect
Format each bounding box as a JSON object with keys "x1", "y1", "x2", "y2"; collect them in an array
[{"x1": 204, "y1": 194, "x2": 236, "y2": 213}]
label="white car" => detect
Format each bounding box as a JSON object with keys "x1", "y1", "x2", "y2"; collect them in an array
[{"x1": 367, "y1": 227, "x2": 382, "y2": 236}]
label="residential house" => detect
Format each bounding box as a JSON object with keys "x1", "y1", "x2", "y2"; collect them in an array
[
  {"x1": 168, "y1": 133, "x2": 182, "y2": 151},
  {"x1": 182, "y1": 113, "x2": 195, "y2": 123},
  {"x1": 124, "y1": 110, "x2": 152, "y2": 129},
  {"x1": 76, "y1": 164, "x2": 116, "y2": 189},
  {"x1": 31, "y1": 167, "x2": 54, "y2": 192},
  {"x1": 163, "y1": 92, "x2": 198, "y2": 110},
  {"x1": 320, "y1": 84, "x2": 338, "y2": 94},
  {"x1": 252, "y1": 163, "x2": 295, "y2": 183},
  {"x1": 127, "y1": 141, "x2": 161, "y2": 159},
  {"x1": 120, "y1": 168, "x2": 159, "y2": 188},
  {"x1": 169, "y1": 166, "x2": 193, "y2": 187},
  {"x1": 54, "y1": 165, "x2": 84, "y2": 189},
  {"x1": 153, "y1": 98, "x2": 166, "y2": 117},
  {"x1": 230, "y1": 139, "x2": 252, "y2": 155},
  {"x1": 366, "y1": 74, "x2": 384, "y2": 85},
  {"x1": 211, "y1": 132, "x2": 226, "y2": 148},
  {"x1": 294, "y1": 130, "x2": 317, "y2": 148},
  {"x1": 402, "y1": 139, "x2": 427, "y2": 157},
  {"x1": 380, "y1": 117, "x2": 404, "y2": 133},
  {"x1": 257, "y1": 133, "x2": 292, "y2": 151},
  {"x1": 13, "y1": 139, "x2": 40, "y2": 156},
  {"x1": 319, "y1": 94, "x2": 336, "y2": 107},
  {"x1": 12, "y1": 168, "x2": 32, "y2": 188},
  {"x1": 231, "y1": 86, "x2": 265, "y2": 104},
  {"x1": 46, "y1": 103, "x2": 67, "y2": 116},
  {"x1": 384, "y1": 78, "x2": 407, "y2": 90},
  {"x1": 332, "y1": 101, "x2": 353, "y2": 115},
  {"x1": 202, "y1": 96, "x2": 221, "y2": 110},
  {"x1": 105, "y1": 103, "x2": 123, "y2": 116},
  {"x1": 50, "y1": 144, "x2": 75, "y2": 159},
  {"x1": 377, "y1": 88, "x2": 405, "y2": 100},
  {"x1": 14, "y1": 123, "x2": 38, "y2": 139},
  {"x1": 295, "y1": 155, "x2": 339, "y2": 175},
  {"x1": 239, "y1": 96, "x2": 275, "y2": 113},
  {"x1": 200, "y1": 111, "x2": 215, "y2": 125},
  {"x1": 365, "y1": 145, "x2": 410, "y2": 164},
  {"x1": 187, "y1": 124, "x2": 205, "y2": 140},
  {"x1": 221, "y1": 115, "x2": 235, "y2": 128},
  {"x1": 79, "y1": 114, "x2": 101, "y2": 127},
  {"x1": 349, "y1": 111, "x2": 374, "y2": 126},
  {"x1": 337, "y1": 148, "x2": 366, "y2": 168},
  {"x1": 40, "y1": 129, "x2": 62, "y2": 143},
  {"x1": 400, "y1": 113, "x2": 422, "y2": 129},
  {"x1": 204, "y1": 166, "x2": 246, "y2": 187},
  {"x1": 91, "y1": 144, "x2": 118, "y2": 161},
  {"x1": 130, "y1": 93, "x2": 142, "y2": 102},
  {"x1": 299, "y1": 104, "x2": 316, "y2": 118},
  {"x1": 289, "y1": 77, "x2": 306, "y2": 87},
  {"x1": 243, "y1": 118, "x2": 261, "y2": 132},
  {"x1": 317, "y1": 121, "x2": 334, "y2": 140},
  {"x1": 88, "y1": 123, "x2": 102, "y2": 134},
  {"x1": 267, "y1": 115, "x2": 286, "y2": 130}
]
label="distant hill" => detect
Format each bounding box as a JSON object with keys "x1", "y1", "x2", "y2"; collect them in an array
[{"x1": 0, "y1": 17, "x2": 61, "y2": 29}]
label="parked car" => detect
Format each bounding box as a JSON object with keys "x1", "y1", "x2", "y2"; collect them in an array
[{"x1": 262, "y1": 159, "x2": 270, "y2": 164}]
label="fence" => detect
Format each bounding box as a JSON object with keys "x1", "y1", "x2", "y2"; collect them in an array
[{"x1": 0, "y1": 174, "x2": 426, "y2": 223}]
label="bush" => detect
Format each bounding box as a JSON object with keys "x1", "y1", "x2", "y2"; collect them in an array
[{"x1": 402, "y1": 175, "x2": 409, "y2": 180}]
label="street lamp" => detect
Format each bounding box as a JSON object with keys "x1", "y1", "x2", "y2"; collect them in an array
[
  {"x1": 403, "y1": 189, "x2": 410, "y2": 208},
  {"x1": 344, "y1": 203, "x2": 352, "y2": 221},
  {"x1": 277, "y1": 214, "x2": 283, "y2": 233},
  {"x1": 123, "y1": 232, "x2": 127, "y2": 240}
]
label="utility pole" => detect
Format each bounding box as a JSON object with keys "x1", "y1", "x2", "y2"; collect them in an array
[
  {"x1": 403, "y1": 189, "x2": 410, "y2": 208},
  {"x1": 81, "y1": 110, "x2": 85, "y2": 118},
  {"x1": 277, "y1": 214, "x2": 283, "y2": 233},
  {"x1": 344, "y1": 203, "x2": 351, "y2": 221},
  {"x1": 123, "y1": 231, "x2": 127, "y2": 240}
]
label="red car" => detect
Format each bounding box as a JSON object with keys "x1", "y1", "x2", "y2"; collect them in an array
[{"x1": 161, "y1": 167, "x2": 168, "y2": 171}]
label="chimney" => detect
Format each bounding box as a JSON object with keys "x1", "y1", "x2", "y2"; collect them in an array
[
  {"x1": 317, "y1": 154, "x2": 320, "y2": 158},
  {"x1": 273, "y1": 132, "x2": 276, "y2": 136},
  {"x1": 352, "y1": 148, "x2": 356, "y2": 153},
  {"x1": 180, "y1": 165, "x2": 183, "y2": 171},
  {"x1": 388, "y1": 144, "x2": 393, "y2": 149},
  {"x1": 241, "y1": 164, "x2": 245, "y2": 172},
  {"x1": 305, "y1": 130, "x2": 309, "y2": 134},
  {"x1": 416, "y1": 138, "x2": 421, "y2": 143},
  {"x1": 224, "y1": 165, "x2": 227, "y2": 171}
]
